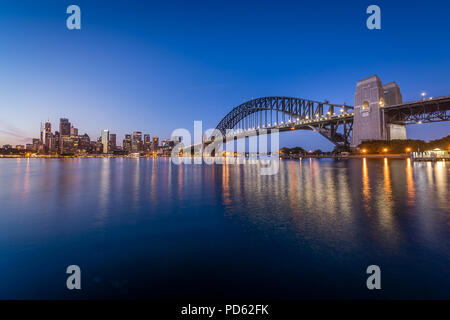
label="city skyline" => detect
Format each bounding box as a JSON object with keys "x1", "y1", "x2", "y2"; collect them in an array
[
  {"x1": 0, "y1": 116, "x2": 174, "y2": 156},
  {"x1": 1, "y1": 0, "x2": 450, "y2": 149}
]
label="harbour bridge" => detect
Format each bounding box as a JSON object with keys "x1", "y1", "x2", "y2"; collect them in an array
[{"x1": 182, "y1": 75, "x2": 450, "y2": 153}]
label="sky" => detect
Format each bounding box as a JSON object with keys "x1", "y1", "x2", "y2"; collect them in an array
[{"x1": 0, "y1": 0, "x2": 449, "y2": 151}]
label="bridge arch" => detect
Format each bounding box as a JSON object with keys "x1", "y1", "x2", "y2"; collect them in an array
[{"x1": 215, "y1": 96, "x2": 354, "y2": 147}]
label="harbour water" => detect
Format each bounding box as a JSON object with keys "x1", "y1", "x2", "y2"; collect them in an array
[{"x1": 0, "y1": 158, "x2": 448, "y2": 299}]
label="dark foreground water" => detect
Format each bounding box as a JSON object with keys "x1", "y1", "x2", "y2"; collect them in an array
[{"x1": 0, "y1": 158, "x2": 448, "y2": 299}]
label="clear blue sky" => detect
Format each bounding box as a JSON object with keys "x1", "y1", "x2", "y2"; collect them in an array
[{"x1": 0, "y1": 0, "x2": 449, "y2": 150}]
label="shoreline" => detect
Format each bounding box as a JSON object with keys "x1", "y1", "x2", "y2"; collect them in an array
[{"x1": 0, "y1": 154, "x2": 411, "y2": 159}]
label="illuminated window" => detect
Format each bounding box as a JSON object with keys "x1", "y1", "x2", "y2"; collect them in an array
[{"x1": 362, "y1": 101, "x2": 369, "y2": 110}]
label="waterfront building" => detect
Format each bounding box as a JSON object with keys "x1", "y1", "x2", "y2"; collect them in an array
[
  {"x1": 101, "y1": 130, "x2": 110, "y2": 154},
  {"x1": 151, "y1": 136, "x2": 159, "y2": 152},
  {"x1": 42, "y1": 120, "x2": 55, "y2": 153},
  {"x1": 60, "y1": 136, "x2": 75, "y2": 155},
  {"x1": 132, "y1": 131, "x2": 143, "y2": 153},
  {"x1": 144, "y1": 134, "x2": 151, "y2": 152},
  {"x1": 109, "y1": 134, "x2": 117, "y2": 151},
  {"x1": 70, "y1": 125, "x2": 78, "y2": 136},
  {"x1": 123, "y1": 134, "x2": 132, "y2": 153},
  {"x1": 59, "y1": 118, "x2": 71, "y2": 136},
  {"x1": 32, "y1": 138, "x2": 41, "y2": 152},
  {"x1": 59, "y1": 118, "x2": 71, "y2": 154},
  {"x1": 79, "y1": 134, "x2": 91, "y2": 153},
  {"x1": 54, "y1": 131, "x2": 60, "y2": 153}
]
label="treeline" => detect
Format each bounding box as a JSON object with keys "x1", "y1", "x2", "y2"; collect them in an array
[
  {"x1": 279, "y1": 147, "x2": 329, "y2": 155},
  {"x1": 358, "y1": 135, "x2": 450, "y2": 154},
  {"x1": 279, "y1": 135, "x2": 450, "y2": 156}
]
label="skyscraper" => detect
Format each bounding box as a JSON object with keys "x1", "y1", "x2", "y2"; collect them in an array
[
  {"x1": 44, "y1": 120, "x2": 54, "y2": 153},
  {"x1": 123, "y1": 134, "x2": 132, "y2": 153},
  {"x1": 144, "y1": 134, "x2": 151, "y2": 152},
  {"x1": 109, "y1": 134, "x2": 117, "y2": 151},
  {"x1": 132, "y1": 131, "x2": 143, "y2": 153},
  {"x1": 151, "y1": 136, "x2": 159, "y2": 152},
  {"x1": 59, "y1": 118, "x2": 72, "y2": 154},
  {"x1": 59, "y1": 118, "x2": 71, "y2": 136},
  {"x1": 101, "y1": 130, "x2": 109, "y2": 154}
]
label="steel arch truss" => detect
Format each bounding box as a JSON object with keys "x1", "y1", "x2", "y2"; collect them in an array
[
  {"x1": 215, "y1": 96, "x2": 354, "y2": 146},
  {"x1": 384, "y1": 96, "x2": 450, "y2": 124}
]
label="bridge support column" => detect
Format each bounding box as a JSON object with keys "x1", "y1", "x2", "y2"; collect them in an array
[{"x1": 351, "y1": 75, "x2": 405, "y2": 149}]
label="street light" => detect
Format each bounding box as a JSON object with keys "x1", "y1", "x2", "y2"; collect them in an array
[
  {"x1": 382, "y1": 148, "x2": 388, "y2": 153},
  {"x1": 421, "y1": 92, "x2": 426, "y2": 100}
]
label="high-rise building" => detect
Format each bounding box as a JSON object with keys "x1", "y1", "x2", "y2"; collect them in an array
[
  {"x1": 101, "y1": 130, "x2": 110, "y2": 154},
  {"x1": 32, "y1": 138, "x2": 41, "y2": 152},
  {"x1": 144, "y1": 134, "x2": 151, "y2": 152},
  {"x1": 123, "y1": 134, "x2": 132, "y2": 153},
  {"x1": 43, "y1": 120, "x2": 53, "y2": 153},
  {"x1": 109, "y1": 134, "x2": 117, "y2": 151},
  {"x1": 59, "y1": 118, "x2": 71, "y2": 136},
  {"x1": 70, "y1": 125, "x2": 78, "y2": 136},
  {"x1": 151, "y1": 136, "x2": 159, "y2": 152},
  {"x1": 59, "y1": 118, "x2": 71, "y2": 154},
  {"x1": 79, "y1": 134, "x2": 91, "y2": 152},
  {"x1": 132, "y1": 131, "x2": 143, "y2": 152}
]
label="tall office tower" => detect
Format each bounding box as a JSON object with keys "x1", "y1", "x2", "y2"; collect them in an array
[
  {"x1": 109, "y1": 134, "x2": 117, "y2": 151},
  {"x1": 40, "y1": 122, "x2": 44, "y2": 143},
  {"x1": 54, "y1": 131, "x2": 60, "y2": 153},
  {"x1": 144, "y1": 134, "x2": 151, "y2": 151},
  {"x1": 59, "y1": 118, "x2": 71, "y2": 136},
  {"x1": 70, "y1": 125, "x2": 78, "y2": 136},
  {"x1": 59, "y1": 118, "x2": 71, "y2": 154},
  {"x1": 151, "y1": 136, "x2": 159, "y2": 152},
  {"x1": 123, "y1": 134, "x2": 132, "y2": 153},
  {"x1": 44, "y1": 120, "x2": 52, "y2": 153},
  {"x1": 101, "y1": 130, "x2": 110, "y2": 154},
  {"x1": 132, "y1": 131, "x2": 143, "y2": 152},
  {"x1": 49, "y1": 135, "x2": 56, "y2": 153}
]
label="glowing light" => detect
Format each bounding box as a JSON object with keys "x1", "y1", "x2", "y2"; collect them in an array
[
  {"x1": 383, "y1": 148, "x2": 388, "y2": 153},
  {"x1": 406, "y1": 147, "x2": 411, "y2": 152},
  {"x1": 362, "y1": 149, "x2": 367, "y2": 153}
]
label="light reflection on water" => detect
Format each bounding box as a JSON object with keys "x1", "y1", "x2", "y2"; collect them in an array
[{"x1": 0, "y1": 158, "x2": 448, "y2": 299}]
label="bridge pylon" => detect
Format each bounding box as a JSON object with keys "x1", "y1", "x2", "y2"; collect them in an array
[{"x1": 351, "y1": 75, "x2": 405, "y2": 149}]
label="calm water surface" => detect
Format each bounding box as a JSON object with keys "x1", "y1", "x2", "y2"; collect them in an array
[{"x1": 0, "y1": 158, "x2": 448, "y2": 299}]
